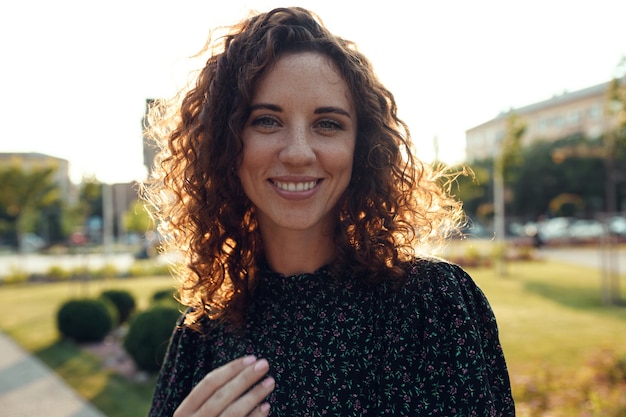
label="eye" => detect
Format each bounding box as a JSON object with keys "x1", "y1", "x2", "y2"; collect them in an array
[
  {"x1": 250, "y1": 115, "x2": 280, "y2": 129},
  {"x1": 316, "y1": 119, "x2": 344, "y2": 131}
]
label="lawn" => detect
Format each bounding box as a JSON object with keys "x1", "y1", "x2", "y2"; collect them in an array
[
  {"x1": 0, "y1": 275, "x2": 175, "y2": 417},
  {"x1": 0, "y1": 260, "x2": 625, "y2": 416}
]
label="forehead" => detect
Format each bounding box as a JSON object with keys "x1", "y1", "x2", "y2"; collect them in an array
[{"x1": 252, "y1": 51, "x2": 352, "y2": 104}]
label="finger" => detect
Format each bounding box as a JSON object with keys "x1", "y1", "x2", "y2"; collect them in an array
[
  {"x1": 199, "y1": 359, "x2": 271, "y2": 415},
  {"x1": 219, "y1": 376, "x2": 275, "y2": 417},
  {"x1": 248, "y1": 401, "x2": 272, "y2": 417},
  {"x1": 175, "y1": 355, "x2": 257, "y2": 417}
]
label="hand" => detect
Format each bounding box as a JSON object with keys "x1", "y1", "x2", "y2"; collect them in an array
[{"x1": 174, "y1": 355, "x2": 275, "y2": 417}]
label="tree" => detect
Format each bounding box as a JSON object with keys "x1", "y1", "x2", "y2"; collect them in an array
[
  {"x1": 79, "y1": 176, "x2": 103, "y2": 219},
  {"x1": 123, "y1": 199, "x2": 154, "y2": 235},
  {"x1": 494, "y1": 114, "x2": 526, "y2": 275},
  {"x1": 77, "y1": 176, "x2": 104, "y2": 243},
  {"x1": 0, "y1": 166, "x2": 59, "y2": 251},
  {"x1": 509, "y1": 134, "x2": 606, "y2": 219},
  {"x1": 600, "y1": 57, "x2": 626, "y2": 306},
  {"x1": 447, "y1": 159, "x2": 492, "y2": 223}
]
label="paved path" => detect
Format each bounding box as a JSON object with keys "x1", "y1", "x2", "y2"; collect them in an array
[
  {"x1": 0, "y1": 332, "x2": 107, "y2": 417},
  {"x1": 539, "y1": 246, "x2": 626, "y2": 274}
]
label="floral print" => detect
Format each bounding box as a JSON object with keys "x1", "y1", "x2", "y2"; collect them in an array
[{"x1": 149, "y1": 259, "x2": 515, "y2": 416}]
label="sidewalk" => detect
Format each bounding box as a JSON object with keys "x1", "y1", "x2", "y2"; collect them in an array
[{"x1": 0, "y1": 332, "x2": 107, "y2": 417}]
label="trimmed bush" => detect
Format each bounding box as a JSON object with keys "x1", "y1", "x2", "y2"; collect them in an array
[
  {"x1": 57, "y1": 298, "x2": 115, "y2": 342},
  {"x1": 124, "y1": 305, "x2": 180, "y2": 373},
  {"x1": 151, "y1": 288, "x2": 184, "y2": 310},
  {"x1": 100, "y1": 289, "x2": 136, "y2": 324}
]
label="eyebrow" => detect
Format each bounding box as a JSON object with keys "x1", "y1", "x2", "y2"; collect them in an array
[
  {"x1": 249, "y1": 103, "x2": 352, "y2": 118},
  {"x1": 315, "y1": 106, "x2": 352, "y2": 118}
]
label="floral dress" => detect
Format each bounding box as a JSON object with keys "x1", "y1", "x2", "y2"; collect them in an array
[{"x1": 148, "y1": 259, "x2": 515, "y2": 416}]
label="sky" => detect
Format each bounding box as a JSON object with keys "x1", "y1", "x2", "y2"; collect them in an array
[{"x1": 1, "y1": 0, "x2": 625, "y2": 184}]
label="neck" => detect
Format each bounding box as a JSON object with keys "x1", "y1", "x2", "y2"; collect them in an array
[{"x1": 261, "y1": 228, "x2": 336, "y2": 276}]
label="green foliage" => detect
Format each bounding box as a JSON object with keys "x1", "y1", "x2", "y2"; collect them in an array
[
  {"x1": 56, "y1": 298, "x2": 115, "y2": 342},
  {"x1": 151, "y1": 288, "x2": 184, "y2": 311},
  {"x1": 100, "y1": 289, "x2": 137, "y2": 324},
  {"x1": 497, "y1": 113, "x2": 526, "y2": 183},
  {"x1": 123, "y1": 305, "x2": 180, "y2": 373},
  {"x1": 46, "y1": 265, "x2": 71, "y2": 281},
  {"x1": 0, "y1": 166, "x2": 60, "y2": 249},
  {"x1": 123, "y1": 199, "x2": 154, "y2": 234},
  {"x1": 79, "y1": 176, "x2": 103, "y2": 219},
  {"x1": 1, "y1": 265, "x2": 29, "y2": 284},
  {"x1": 151, "y1": 288, "x2": 175, "y2": 302},
  {"x1": 94, "y1": 263, "x2": 119, "y2": 279},
  {"x1": 448, "y1": 159, "x2": 492, "y2": 222},
  {"x1": 511, "y1": 134, "x2": 606, "y2": 218},
  {"x1": 513, "y1": 349, "x2": 626, "y2": 416},
  {"x1": 461, "y1": 133, "x2": 613, "y2": 222}
]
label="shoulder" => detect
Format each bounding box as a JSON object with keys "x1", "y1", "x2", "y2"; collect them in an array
[
  {"x1": 166, "y1": 310, "x2": 213, "y2": 353},
  {"x1": 401, "y1": 256, "x2": 474, "y2": 293},
  {"x1": 394, "y1": 257, "x2": 493, "y2": 317}
]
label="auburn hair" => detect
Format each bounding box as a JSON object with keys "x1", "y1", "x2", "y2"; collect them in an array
[{"x1": 143, "y1": 7, "x2": 464, "y2": 328}]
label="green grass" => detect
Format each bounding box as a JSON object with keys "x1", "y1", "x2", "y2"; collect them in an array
[
  {"x1": 0, "y1": 276, "x2": 174, "y2": 417},
  {"x1": 468, "y1": 260, "x2": 626, "y2": 370},
  {"x1": 1, "y1": 261, "x2": 625, "y2": 416},
  {"x1": 466, "y1": 259, "x2": 626, "y2": 414}
]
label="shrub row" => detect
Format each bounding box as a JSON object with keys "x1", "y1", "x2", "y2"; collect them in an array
[
  {"x1": 56, "y1": 287, "x2": 182, "y2": 373},
  {"x1": 1, "y1": 260, "x2": 170, "y2": 285}
]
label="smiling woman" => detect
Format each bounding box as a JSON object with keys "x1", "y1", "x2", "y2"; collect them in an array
[
  {"x1": 238, "y1": 52, "x2": 356, "y2": 271},
  {"x1": 142, "y1": 6, "x2": 514, "y2": 417}
]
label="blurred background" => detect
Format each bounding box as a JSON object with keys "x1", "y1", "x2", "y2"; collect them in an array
[{"x1": 1, "y1": 1, "x2": 625, "y2": 416}]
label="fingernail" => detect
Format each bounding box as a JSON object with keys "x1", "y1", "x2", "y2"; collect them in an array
[
  {"x1": 262, "y1": 376, "x2": 275, "y2": 388},
  {"x1": 254, "y1": 358, "x2": 269, "y2": 372},
  {"x1": 260, "y1": 402, "x2": 270, "y2": 414},
  {"x1": 243, "y1": 355, "x2": 256, "y2": 365}
]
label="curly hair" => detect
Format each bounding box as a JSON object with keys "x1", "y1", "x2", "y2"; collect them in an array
[{"x1": 143, "y1": 7, "x2": 464, "y2": 328}]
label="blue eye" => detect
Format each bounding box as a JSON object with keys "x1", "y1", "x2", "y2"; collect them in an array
[
  {"x1": 317, "y1": 119, "x2": 343, "y2": 130},
  {"x1": 251, "y1": 116, "x2": 280, "y2": 128}
]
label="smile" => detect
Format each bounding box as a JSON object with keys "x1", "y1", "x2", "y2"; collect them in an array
[{"x1": 272, "y1": 180, "x2": 319, "y2": 192}]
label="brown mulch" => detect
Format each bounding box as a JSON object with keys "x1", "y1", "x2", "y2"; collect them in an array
[
  {"x1": 83, "y1": 336, "x2": 138, "y2": 379},
  {"x1": 82, "y1": 329, "x2": 150, "y2": 382}
]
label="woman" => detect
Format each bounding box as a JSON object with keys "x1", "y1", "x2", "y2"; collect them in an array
[{"x1": 145, "y1": 7, "x2": 515, "y2": 417}]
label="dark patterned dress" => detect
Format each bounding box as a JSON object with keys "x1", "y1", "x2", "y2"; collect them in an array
[{"x1": 148, "y1": 259, "x2": 515, "y2": 416}]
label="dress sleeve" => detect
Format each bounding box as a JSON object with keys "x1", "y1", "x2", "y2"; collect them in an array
[
  {"x1": 398, "y1": 260, "x2": 515, "y2": 416},
  {"x1": 148, "y1": 314, "x2": 204, "y2": 417},
  {"x1": 440, "y1": 262, "x2": 515, "y2": 416}
]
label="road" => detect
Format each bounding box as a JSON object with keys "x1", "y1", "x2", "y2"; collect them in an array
[{"x1": 539, "y1": 246, "x2": 626, "y2": 274}]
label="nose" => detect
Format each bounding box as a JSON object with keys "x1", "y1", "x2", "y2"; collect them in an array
[{"x1": 279, "y1": 126, "x2": 316, "y2": 165}]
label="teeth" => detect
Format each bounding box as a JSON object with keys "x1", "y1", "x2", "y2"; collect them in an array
[{"x1": 274, "y1": 180, "x2": 317, "y2": 192}]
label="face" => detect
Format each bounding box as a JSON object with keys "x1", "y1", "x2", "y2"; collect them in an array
[{"x1": 238, "y1": 51, "x2": 357, "y2": 236}]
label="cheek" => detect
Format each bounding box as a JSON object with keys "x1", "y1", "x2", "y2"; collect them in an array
[{"x1": 329, "y1": 143, "x2": 356, "y2": 187}]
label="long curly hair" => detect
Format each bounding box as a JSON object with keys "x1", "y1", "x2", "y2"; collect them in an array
[{"x1": 143, "y1": 7, "x2": 464, "y2": 328}]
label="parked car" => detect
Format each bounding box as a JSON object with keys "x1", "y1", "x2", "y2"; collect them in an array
[
  {"x1": 537, "y1": 217, "x2": 573, "y2": 245},
  {"x1": 608, "y1": 216, "x2": 626, "y2": 237},
  {"x1": 568, "y1": 219, "x2": 604, "y2": 243}
]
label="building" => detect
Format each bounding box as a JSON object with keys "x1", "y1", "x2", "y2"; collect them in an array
[
  {"x1": 465, "y1": 79, "x2": 623, "y2": 162},
  {"x1": 0, "y1": 152, "x2": 74, "y2": 204}
]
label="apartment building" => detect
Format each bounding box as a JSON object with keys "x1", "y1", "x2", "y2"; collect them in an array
[{"x1": 465, "y1": 79, "x2": 621, "y2": 162}]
